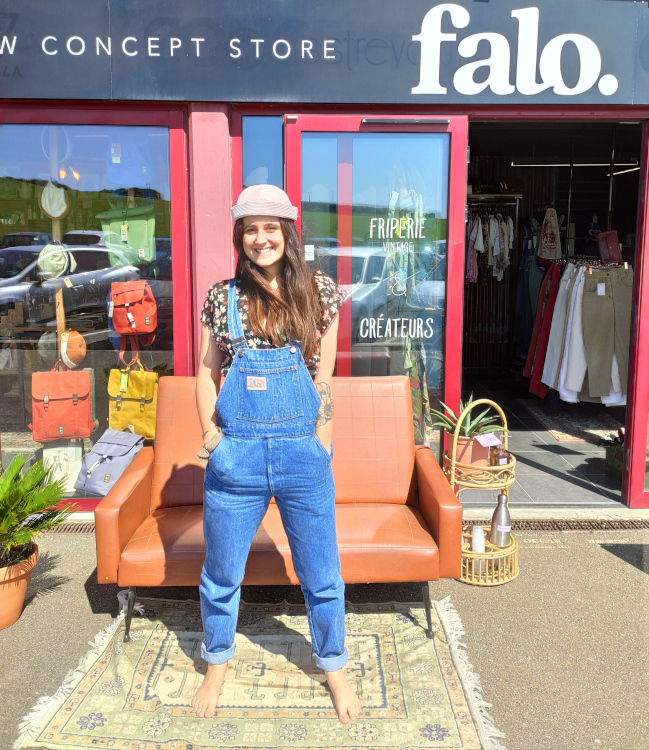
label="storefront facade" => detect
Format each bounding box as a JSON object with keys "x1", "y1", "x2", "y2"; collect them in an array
[{"x1": 2, "y1": 0, "x2": 649, "y2": 508}]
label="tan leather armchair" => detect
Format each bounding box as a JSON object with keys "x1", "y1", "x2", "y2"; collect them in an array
[{"x1": 95, "y1": 376, "x2": 463, "y2": 640}]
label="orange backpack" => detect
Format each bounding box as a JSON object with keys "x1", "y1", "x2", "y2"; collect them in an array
[
  {"x1": 109, "y1": 280, "x2": 158, "y2": 347},
  {"x1": 30, "y1": 363, "x2": 96, "y2": 443}
]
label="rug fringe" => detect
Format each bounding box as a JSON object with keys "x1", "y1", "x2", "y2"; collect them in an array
[
  {"x1": 435, "y1": 596, "x2": 509, "y2": 750},
  {"x1": 13, "y1": 613, "x2": 125, "y2": 750}
]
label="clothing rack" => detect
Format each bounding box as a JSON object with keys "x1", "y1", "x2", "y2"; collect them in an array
[{"x1": 464, "y1": 195, "x2": 523, "y2": 372}]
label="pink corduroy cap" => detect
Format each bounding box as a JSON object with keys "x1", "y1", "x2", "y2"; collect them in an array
[{"x1": 231, "y1": 184, "x2": 298, "y2": 221}]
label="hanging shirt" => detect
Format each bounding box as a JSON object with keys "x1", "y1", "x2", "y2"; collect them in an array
[{"x1": 538, "y1": 207, "x2": 562, "y2": 260}]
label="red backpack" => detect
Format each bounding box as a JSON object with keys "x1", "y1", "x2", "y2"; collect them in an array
[{"x1": 109, "y1": 280, "x2": 158, "y2": 348}]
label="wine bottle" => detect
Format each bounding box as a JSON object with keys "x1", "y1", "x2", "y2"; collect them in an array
[{"x1": 489, "y1": 493, "x2": 511, "y2": 547}]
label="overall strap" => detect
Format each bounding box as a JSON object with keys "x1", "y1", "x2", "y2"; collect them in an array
[{"x1": 227, "y1": 278, "x2": 246, "y2": 352}]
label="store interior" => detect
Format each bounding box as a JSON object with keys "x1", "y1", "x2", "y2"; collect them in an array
[{"x1": 461, "y1": 121, "x2": 642, "y2": 506}]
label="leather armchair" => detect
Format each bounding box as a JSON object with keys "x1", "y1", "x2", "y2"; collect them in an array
[{"x1": 95, "y1": 376, "x2": 462, "y2": 640}]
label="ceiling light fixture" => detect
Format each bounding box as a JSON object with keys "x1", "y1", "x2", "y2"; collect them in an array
[{"x1": 511, "y1": 159, "x2": 638, "y2": 168}]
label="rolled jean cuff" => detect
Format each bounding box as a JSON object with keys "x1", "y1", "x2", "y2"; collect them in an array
[
  {"x1": 313, "y1": 647, "x2": 348, "y2": 672},
  {"x1": 201, "y1": 641, "x2": 235, "y2": 665}
]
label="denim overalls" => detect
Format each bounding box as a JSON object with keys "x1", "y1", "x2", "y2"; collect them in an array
[{"x1": 200, "y1": 278, "x2": 347, "y2": 671}]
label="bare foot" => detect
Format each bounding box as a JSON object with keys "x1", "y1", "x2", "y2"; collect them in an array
[
  {"x1": 191, "y1": 662, "x2": 228, "y2": 718},
  {"x1": 325, "y1": 668, "x2": 361, "y2": 723}
]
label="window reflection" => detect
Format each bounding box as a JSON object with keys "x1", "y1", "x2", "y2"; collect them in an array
[
  {"x1": 301, "y1": 131, "x2": 450, "y2": 446},
  {"x1": 242, "y1": 116, "x2": 283, "y2": 188},
  {"x1": 0, "y1": 124, "x2": 172, "y2": 497}
]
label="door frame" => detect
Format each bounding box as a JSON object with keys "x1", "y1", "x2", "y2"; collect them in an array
[{"x1": 282, "y1": 114, "x2": 468, "y2": 415}]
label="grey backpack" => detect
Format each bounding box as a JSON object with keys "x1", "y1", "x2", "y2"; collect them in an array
[{"x1": 74, "y1": 428, "x2": 144, "y2": 496}]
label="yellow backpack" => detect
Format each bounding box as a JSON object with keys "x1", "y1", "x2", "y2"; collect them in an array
[{"x1": 107, "y1": 361, "x2": 158, "y2": 439}]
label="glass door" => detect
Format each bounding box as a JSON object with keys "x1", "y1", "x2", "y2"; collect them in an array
[{"x1": 285, "y1": 115, "x2": 468, "y2": 448}]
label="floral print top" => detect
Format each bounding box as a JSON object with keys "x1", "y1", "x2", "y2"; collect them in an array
[{"x1": 201, "y1": 270, "x2": 347, "y2": 376}]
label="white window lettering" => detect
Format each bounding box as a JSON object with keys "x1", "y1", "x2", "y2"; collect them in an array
[
  {"x1": 454, "y1": 32, "x2": 514, "y2": 95},
  {"x1": 42, "y1": 36, "x2": 58, "y2": 55},
  {"x1": 409, "y1": 319, "x2": 417, "y2": 337},
  {"x1": 96, "y1": 37, "x2": 111, "y2": 55},
  {"x1": 385, "y1": 318, "x2": 392, "y2": 337},
  {"x1": 191, "y1": 37, "x2": 204, "y2": 56},
  {"x1": 147, "y1": 37, "x2": 160, "y2": 56},
  {"x1": 539, "y1": 34, "x2": 601, "y2": 96},
  {"x1": 369, "y1": 318, "x2": 377, "y2": 338},
  {"x1": 416, "y1": 318, "x2": 424, "y2": 338},
  {"x1": 376, "y1": 315, "x2": 385, "y2": 338},
  {"x1": 229, "y1": 38, "x2": 241, "y2": 58},
  {"x1": 425, "y1": 318, "x2": 434, "y2": 338},
  {"x1": 273, "y1": 39, "x2": 291, "y2": 59},
  {"x1": 0, "y1": 36, "x2": 17, "y2": 55},
  {"x1": 411, "y1": 3, "x2": 469, "y2": 94},
  {"x1": 401, "y1": 318, "x2": 408, "y2": 337},
  {"x1": 378, "y1": 218, "x2": 385, "y2": 238},
  {"x1": 122, "y1": 37, "x2": 138, "y2": 56},
  {"x1": 323, "y1": 39, "x2": 336, "y2": 59},
  {"x1": 370, "y1": 217, "x2": 378, "y2": 238},
  {"x1": 419, "y1": 219, "x2": 426, "y2": 238},
  {"x1": 359, "y1": 318, "x2": 369, "y2": 339},
  {"x1": 170, "y1": 38, "x2": 182, "y2": 56},
  {"x1": 251, "y1": 39, "x2": 264, "y2": 58},
  {"x1": 302, "y1": 39, "x2": 314, "y2": 59}
]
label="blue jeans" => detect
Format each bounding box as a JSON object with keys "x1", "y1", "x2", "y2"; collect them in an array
[
  {"x1": 200, "y1": 278, "x2": 347, "y2": 671},
  {"x1": 200, "y1": 433, "x2": 346, "y2": 670}
]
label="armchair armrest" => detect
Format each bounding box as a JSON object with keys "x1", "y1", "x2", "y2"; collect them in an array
[
  {"x1": 415, "y1": 446, "x2": 463, "y2": 579},
  {"x1": 94, "y1": 447, "x2": 154, "y2": 584}
]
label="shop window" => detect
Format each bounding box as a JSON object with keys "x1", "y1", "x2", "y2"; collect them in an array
[
  {"x1": 242, "y1": 116, "x2": 283, "y2": 189},
  {"x1": 0, "y1": 123, "x2": 172, "y2": 498}
]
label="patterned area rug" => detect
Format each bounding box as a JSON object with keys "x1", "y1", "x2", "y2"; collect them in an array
[
  {"x1": 14, "y1": 597, "x2": 506, "y2": 750},
  {"x1": 517, "y1": 399, "x2": 623, "y2": 443}
]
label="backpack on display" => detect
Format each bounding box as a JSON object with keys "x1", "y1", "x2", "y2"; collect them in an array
[
  {"x1": 107, "y1": 360, "x2": 159, "y2": 439},
  {"x1": 95, "y1": 204, "x2": 156, "y2": 266},
  {"x1": 74, "y1": 428, "x2": 144, "y2": 496},
  {"x1": 108, "y1": 280, "x2": 158, "y2": 347},
  {"x1": 29, "y1": 362, "x2": 96, "y2": 442}
]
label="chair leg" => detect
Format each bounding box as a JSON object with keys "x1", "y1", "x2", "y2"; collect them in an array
[
  {"x1": 421, "y1": 582, "x2": 434, "y2": 639},
  {"x1": 124, "y1": 587, "x2": 136, "y2": 643}
]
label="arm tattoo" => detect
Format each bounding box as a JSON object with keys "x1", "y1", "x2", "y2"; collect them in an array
[{"x1": 315, "y1": 382, "x2": 334, "y2": 427}]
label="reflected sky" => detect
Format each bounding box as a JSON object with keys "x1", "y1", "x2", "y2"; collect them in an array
[{"x1": 0, "y1": 124, "x2": 170, "y2": 199}]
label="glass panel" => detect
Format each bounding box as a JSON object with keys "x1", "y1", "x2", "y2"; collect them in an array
[
  {"x1": 301, "y1": 131, "x2": 450, "y2": 446},
  {"x1": 0, "y1": 123, "x2": 172, "y2": 498},
  {"x1": 242, "y1": 116, "x2": 283, "y2": 189}
]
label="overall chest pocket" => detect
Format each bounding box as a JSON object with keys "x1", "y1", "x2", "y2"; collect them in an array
[{"x1": 237, "y1": 365, "x2": 304, "y2": 422}]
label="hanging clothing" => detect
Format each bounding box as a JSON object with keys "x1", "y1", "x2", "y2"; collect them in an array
[
  {"x1": 541, "y1": 263, "x2": 577, "y2": 388},
  {"x1": 538, "y1": 207, "x2": 562, "y2": 260},
  {"x1": 524, "y1": 264, "x2": 554, "y2": 379},
  {"x1": 557, "y1": 268, "x2": 584, "y2": 403},
  {"x1": 529, "y1": 264, "x2": 562, "y2": 399}
]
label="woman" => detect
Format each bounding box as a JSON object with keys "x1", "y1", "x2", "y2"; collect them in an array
[{"x1": 192, "y1": 184, "x2": 361, "y2": 724}]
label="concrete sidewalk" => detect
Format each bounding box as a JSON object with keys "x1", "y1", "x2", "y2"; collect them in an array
[{"x1": 1, "y1": 529, "x2": 648, "y2": 750}]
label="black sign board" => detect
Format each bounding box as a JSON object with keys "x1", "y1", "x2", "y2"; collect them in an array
[{"x1": 1, "y1": 0, "x2": 649, "y2": 104}]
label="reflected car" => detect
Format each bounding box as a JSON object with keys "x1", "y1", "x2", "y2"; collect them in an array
[
  {"x1": 0, "y1": 245, "x2": 139, "y2": 325},
  {"x1": 0, "y1": 231, "x2": 52, "y2": 249}
]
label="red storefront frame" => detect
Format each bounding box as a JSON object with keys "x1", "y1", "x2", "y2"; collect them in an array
[
  {"x1": 231, "y1": 104, "x2": 649, "y2": 508},
  {"x1": 0, "y1": 102, "x2": 192, "y2": 511}
]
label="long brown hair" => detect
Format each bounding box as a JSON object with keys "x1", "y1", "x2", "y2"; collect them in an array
[{"x1": 233, "y1": 217, "x2": 322, "y2": 362}]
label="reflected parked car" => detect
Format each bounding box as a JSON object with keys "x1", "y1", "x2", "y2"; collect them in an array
[
  {"x1": 0, "y1": 244, "x2": 139, "y2": 325},
  {"x1": 0, "y1": 231, "x2": 52, "y2": 249}
]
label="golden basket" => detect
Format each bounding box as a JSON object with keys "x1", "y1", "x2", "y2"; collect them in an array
[
  {"x1": 443, "y1": 398, "x2": 516, "y2": 496},
  {"x1": 460, "y1": 524, "x2": 519, "y2": 586}
]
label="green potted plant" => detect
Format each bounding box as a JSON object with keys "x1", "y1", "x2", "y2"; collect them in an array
[
  {"x1": 0, "y1": 454, "x2": 74, "y2": 629},
  {"x1": 431, "y1": 396, "x2": 502, "y2": 467}
]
